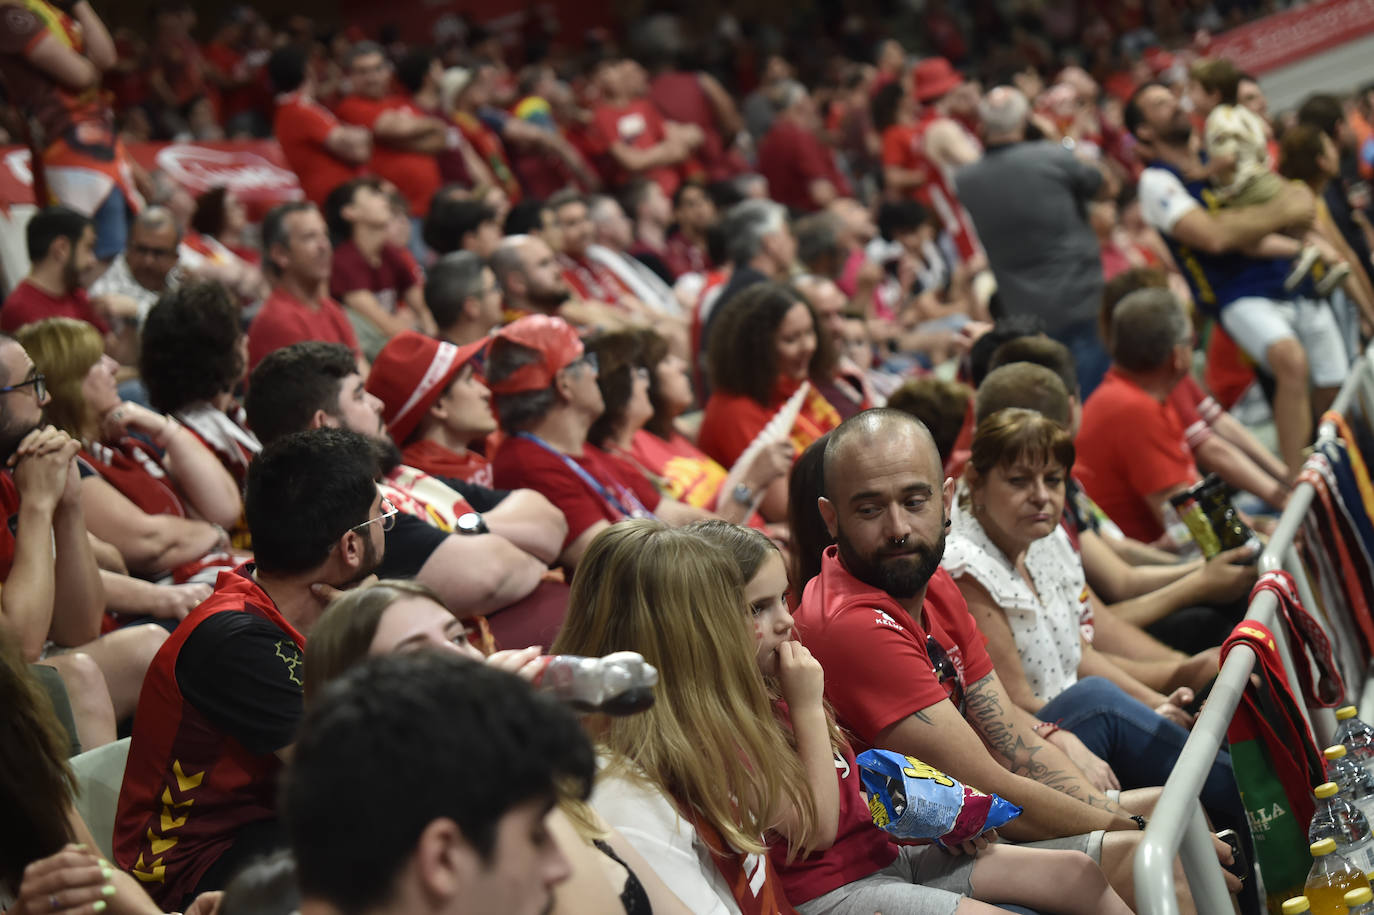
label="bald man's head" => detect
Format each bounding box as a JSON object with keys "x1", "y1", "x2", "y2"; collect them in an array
[
  {"x1": 823, "y1": 408, "x2": 942, "y2": 498},
  {"x1": 818, "y1": 409, "x2": 952, "y2": 601}
]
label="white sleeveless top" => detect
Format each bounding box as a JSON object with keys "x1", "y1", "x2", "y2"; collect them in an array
[{"x1": 942, "y1": 495, "x2": 1093, "y2": 703}]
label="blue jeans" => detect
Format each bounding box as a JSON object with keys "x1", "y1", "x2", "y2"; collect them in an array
[
  {"x1": 1052, "y1": 320, "x2": 1111, "y2": 400},
  {"x1": 1037, "y1": 677, "x2": 1242, "y2": 827}
]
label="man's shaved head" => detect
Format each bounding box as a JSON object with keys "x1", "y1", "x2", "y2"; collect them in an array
[{"x1": 823, "y1": 408, "x2": 941, "y2": 497}]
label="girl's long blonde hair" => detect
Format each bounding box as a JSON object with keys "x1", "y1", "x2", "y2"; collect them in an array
[{"x1": 553, "y1": 520, "x2": 818, "y2": 857}]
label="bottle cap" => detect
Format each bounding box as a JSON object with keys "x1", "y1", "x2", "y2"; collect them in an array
[
  {"x1": 1338, "y1": 706, "x2": 1360, "y2": 721},
  {"x1": 1327, "y1": 745, "x2": 1351, "y2": 760},
  {"x1": 1282, "y1": 897, "x2": 1311, "y2": 914},
  {"x1": 1316, "y1": 782, "x2": 1340, "y2": 799},
  {"x1": 1347, "y1": 887, "x2": 1374, "y2": 905},
  {"x1": 1312, "y1": 837, "x2": 1338, "y2": 855}
]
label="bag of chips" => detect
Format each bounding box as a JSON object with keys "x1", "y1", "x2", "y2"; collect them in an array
[{"x1": 857, "y1": 749, "x2": 1022, "y2": 846}]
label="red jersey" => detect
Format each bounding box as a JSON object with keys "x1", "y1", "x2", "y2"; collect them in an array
[
  {"x1": 492, "y1": 435, "x2": 660, "y2": 550},
  {"x1": 589, "y1": 98, "x2": 686, "y2": 196},
  {"x1": 1203, "y1": 326, "x2": 1256, "y2": 411},
  {"x1": 246, "y1": 286, "x2": 359, "y2": 372},
  {"x1": 336, "y1": 94, "x2": 442, "y2": 217},
  {"x1": 1076, "y1": 368, "x2": 1199, "y2": 543},
  {"x1": 795, "y1": 549, "x2": 994, "y2": 745},
  {"x1": 698, "y1": 378, "x2": 841, "y2": 468},
  {"x1": 114, "y1": 568, "x2": 304, "y2": 908},
  {"x1": 663, "y1": 233, "x2": 709, "y2": 278},
  {"x1": 272, "y1": 92, "x2": 364, "y2": 207},
  {"x1": 880, "y1": 115, "x2": 981, "y2": 262},
  {"x1": 0, "y1": 279, "x2": 108, "y2": 333},
  {"x1": 648, "y1": 70, "x2": 743, "y2": 181},
  {"x1": 756, "y1": 119, "x2": 851, "y2": 213}
]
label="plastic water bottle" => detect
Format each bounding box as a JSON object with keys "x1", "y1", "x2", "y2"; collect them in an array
[
  {"x1": 1336, "y1": 707, "x2": 1374, "y2": 774},
  {"x1": 1306, "y1": 838, "x2": 1372, "y2": 914},
  {"x1": 1311, "y1": 782, "x2": 1374, "y2": 878},
  {"x1": 1347, "y1": 887, "x2": 1374, "y2": 914},
  {"x1": 531, "y1": 651, "x2": 658, "y2": 715},
  {"x1": 1328, "y1": 746, "x2": 1374, "y2": 825}
]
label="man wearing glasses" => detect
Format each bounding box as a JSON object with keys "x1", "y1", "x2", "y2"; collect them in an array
[
  {"x1": 90, "y1": 206, "x2": 187, "y2": 326},
  {"x1": 114, "y1": 427, "x2": 389, "y2": 909}
]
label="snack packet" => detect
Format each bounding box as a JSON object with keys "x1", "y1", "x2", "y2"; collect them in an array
[{"x1": 857, "y1": 749, "x2": 1022, "y2": 846}]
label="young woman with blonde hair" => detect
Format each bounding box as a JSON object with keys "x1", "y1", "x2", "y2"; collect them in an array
[
  {"x1": 559, "y1": 519, "x2": 1131, "y2": 915},
  {"x1": 304, "y1": 578, "x2": 691, "y2": 915}
]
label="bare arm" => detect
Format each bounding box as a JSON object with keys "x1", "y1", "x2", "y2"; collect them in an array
[
  {"x1": 771, "y1": 643, "x2": 840, "y2": 850},
  {"x1": 1077, "y1": 640, "x2": 1171, "y2": 707},
  {"x1": 884, "y1": 165, "x2": 926, "y2": 193},
  {"x1": 560, "y1": 519, "x2": 609, "y2": 570},
  {"x1": 414, "y1": 532, "x2": 546, "y2": 616},
  {"x1": 80, "y1": 476, "x2": 224, "y2": 575},
  {"x1": 875, "y1": 676, "x2": 1137, "y2": 840},
  {"x1": 698, "y1": 73, "x2": 744, "y2": 139},
  {"x1": 481, "y1": 488, "x2": 568, "y2": 565},
  {"x1": 1144, "y1": 482, "x2": 1191, "y2": 535},
  {"x1": 1192, "y1": 435, "x2": 1288, "y2": 508},
  {"x1": 1208, "y1": 410, "x2": 1290, "y2": 484},
  {"x1": 26, "y1": 33, "x2": 100, "y2": 91},
  {"x1": 46, "y1": 465, "x2": 105, "y2": 648},
  {"x1": 342, "y1": 289, "x2": 416, "y2": 339},
  {"x1": 1169, "y1": 184, "x2": 1314, "y2": 255},
  {"x1": 653, "y1": 497, "x2": 718, "y2": 527},
  {"x1": 372, "y1": 109, "x2": 448, "y2": 151},
  {"x1": 152, "y1": 421, "x2": 243, "y2": 529},
  {"x1": 609, "y1": 139, "x2": 687, "y2": 173},
  {"x1": 1079, "y1": 527, "x2": 1196, "y2": 604},
  {"x1": 70, "y1": 1, "x2": 115, "y2": 71},
  {"x1": 956, "y1": 576, "x2": 1047, "y2": 714},
  {"x1": 101, "y1": 571, "x2": 210, "y2": 621},
  {"x1": 324, "y1": 125, "x2": 373, "y2": 165},
  {"x1": 1102, "y1": 533, "x2": 1183, "y2": 566},
  {"x1": 924, "y1": 120, "x2": 980, "y2": 168},
  {"x1": 808, "y1": 178, "x2": 839, "y2": 209}
]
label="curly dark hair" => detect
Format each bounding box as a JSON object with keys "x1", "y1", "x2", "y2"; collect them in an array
[
  {"x1": 707, "y1": 282, "x2": 834, "y2": 407},
  {"x1": 140, "y1": 282, "x2": 245, "y2": 413}
]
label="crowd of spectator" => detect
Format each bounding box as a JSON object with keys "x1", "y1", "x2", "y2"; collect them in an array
[{"x1": 3, "y1": 0, "x2": 1374, "y2": 911}]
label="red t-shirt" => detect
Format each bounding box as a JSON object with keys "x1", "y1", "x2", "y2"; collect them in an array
[
  {"x1": 771, "y1": 736, "x2": 898, "y2": 903},
  {"x1": 0, "y1": 280, "x2": 109, "y2": 334},
  {"x1": 663, "y1": 233, "x2": 710, "y2": 278},
  {"x1": 1203, "y1": 326, "x2": 1256, "y2": 411},
  {"x1": 0, "y1": 470, "x2": 20, "y2": 580},
  {"x1": 329, "y1": 240, "x2": 419, "y2": 314},
  {"x1": 588, "y1": 99, "x2": 685, "y2": 196},
  {"x1": 491, "y1": 435, "x2": 661, "y2": 550},
  {"x1": 81, "y1": 439, "x2": 185, "y2": 518},
  {"x1": 335, "y1": 94, "x2": 442, "y2": 217},
  {"x1": 246, "y1": 286, "x2": 360, "y2": 371},
  {"x1": 756, "y1": 119, "x2": 851, "y2": 213},
  {"x1": 698, "y1": 379, "x2": 841, "y2": 469},
  {"x1": 558, "y1": 253, "x2": 632, "y2": 307},
  {"x1": 272, "y1": 92, "x2": 364, "y2": 207},
  {"x1": 1076, "y1": 368, "x2": 1200, "y2": 543},
  {"x1": 794, "y1": 548, "x2": 993, "y2": 746}
]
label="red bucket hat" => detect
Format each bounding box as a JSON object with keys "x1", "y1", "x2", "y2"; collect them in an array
[
  {"x1": 912, "y1": 57, "x2": 964, "y2": 103},
  {"x1": 365, "y1": 331, "x2": 488, "y2": 444},
  {"x1": 487, "y1": 314, "x2": 585, "y2": 395}
]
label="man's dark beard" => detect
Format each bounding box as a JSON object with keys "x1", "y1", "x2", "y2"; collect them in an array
[
  {"x1": 835, "y1": 525, "x2": 946, "y2": 599},
  {"x1": 341, "y1": 527, "x2": 382, "y2": 587},
  {"x1": 1162, "y1": 117, "x2": 1193, "y2": 146},
  {"x1": 0, "y1": 417, "x2": 40, "y2": 466},
  {"x1": 528, "y1": 284, "x2": 571, "y2": 312}
]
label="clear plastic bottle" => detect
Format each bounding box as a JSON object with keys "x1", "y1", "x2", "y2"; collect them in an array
[
  {"x1": 1311, "y1": 782, "x2": 1374, "y2": 878},
  {"x1": 531, "y1": 651, "x2": 659, "y2": 715},
  {"x1": 1306, "y1": 838, "x2": 1372, "y2": 915},
  {"x1": 1282, "y1": 898, "x2": 1311, "y2": 915},
  {"x1": 1337, "y1": 707, "x2": 1374, "y2": 775},
  {"x1": 1328, "y1": 746, "x2": 1374, "y2": 826},
  {"x1": 1347, "y1": 887, "x2": 1374, "y2": 915}
]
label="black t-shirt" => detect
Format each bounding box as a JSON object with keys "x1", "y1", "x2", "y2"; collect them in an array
[
  {"x1": 373, "y1": 477, "x2": 511, "y2": 579},
  {"x1": 175, "y1": 612, "x2": 303, "y2": 756},
  {"x1": 436, "y1": 476, "x2": 509, "y2": 512}
]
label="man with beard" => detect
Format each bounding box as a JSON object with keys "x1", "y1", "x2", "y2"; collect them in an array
[
  {"x1": 1126, "y1": 81, "x2": 1324, "y2": 477},
  {"x1": 0, "y1": 206, "x2": 139, "y2": 360},
  {"x1": 795, "y1": 409, "x2": 1243, "y2": 912},
  {"x1": 490, "y1": 232, "x2": 635, "y2": 332},
  {"x1": 247, "y1": 342, "x2": 568, "y2": 648},
  {"x1": 113, "y1": 428, "x2": 386, "y2": 908}
]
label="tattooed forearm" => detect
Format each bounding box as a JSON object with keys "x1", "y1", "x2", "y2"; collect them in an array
[{"x1": 963, "y1": 674, "x2": 1122, "y2": 814}]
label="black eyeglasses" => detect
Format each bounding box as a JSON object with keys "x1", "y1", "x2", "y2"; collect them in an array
[
  {"x1": 0, "y1": 373, "x2": 45, "y2": 401},
  {"x1": 926, "y1": 635, "x2": 965, "y2": 713}
]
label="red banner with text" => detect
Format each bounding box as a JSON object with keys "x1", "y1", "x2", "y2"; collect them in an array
[
  {"x1": 1205, "y1": 0, "x2": 1374, "y2": 76},
  {"x1": 0, "y1": 140, "x2": 302, "y2": 219}
]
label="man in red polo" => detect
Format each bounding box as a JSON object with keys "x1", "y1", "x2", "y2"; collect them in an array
[
  {"x1": 1075, "y1": 288, "x2": 1201, "y2": 544},
  {"x1": 587, "y1": 58, "x2": 700, "y2": 197},
  {"x1": 756, "y1": 81, "x2": 851, "y2": 213},
  {"x1": 246, "y1": 202, "x2": 363, "y2": 372},
  {"x1": 267, "y1": 46, "x2": 371, "y2": 208},
  {"x1": 113, "y1": 428, "x2": 386, "y2": 909},
  {"x1": 335, "y1": 42, "x2": 445, "y2": 225}
]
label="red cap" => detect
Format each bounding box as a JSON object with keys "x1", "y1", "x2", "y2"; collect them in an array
[
  {"x1": 912, "y1": 57, "x2": 964, "y2": 102},
  {"x1": 488, "y1": 315, "x2": 584, "y2": 395},
  {"x1": 365, "y1": 331, "x2": 488, "y2": 444}
]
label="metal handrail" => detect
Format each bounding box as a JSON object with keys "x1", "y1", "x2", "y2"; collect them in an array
[{"x1": 1133, "y1": 352, "x2": 1373, "y2": 915}]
